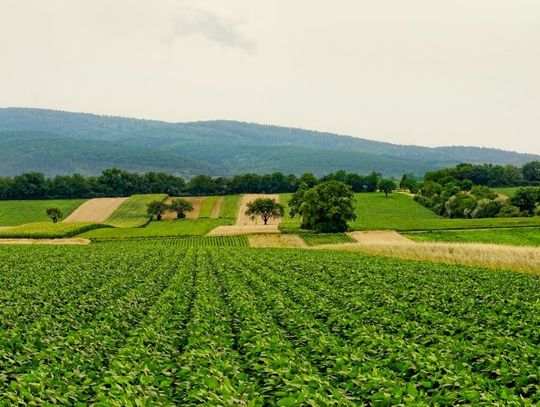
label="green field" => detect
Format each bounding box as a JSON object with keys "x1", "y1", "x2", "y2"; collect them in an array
[
  {"x1": 220, "y1": 195, "x2": 241, "y2": 219},
  {"x1": 0, "y1": 243, "x2": 538, "y2": 404},
  {"x1": 301, "y1": 233, "x2": 356, "y2": 246},
  {"x1": 80, "y1": 218, "x2": 232, "y2": 239},
  {"x1": 95, "y1": 235, "x2": 248, "y2": 247},
  {"x1": 0, "y1": 221, "x2": 105, "y2": 238},
  {"x1": 105, "y1": 194, "x2": 167, "y2": 228},
  {"x1": 407, "y1": 227, "x2": 540, "y2": 247},
  {"x1": 0, "y1": 199, "x2": 86, "y2": 226},
  {"x1": 492, "y1": 187, "x2": 520, "y2": 197},
  {"x1": 279, "y1": 193, "x2": 302, "y2": 232},
  {"x1": 198, "y1": 196, "x2": 217, "y2": 218}
]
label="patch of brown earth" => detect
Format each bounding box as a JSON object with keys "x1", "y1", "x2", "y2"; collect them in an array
[
  {"x1": 210, "y1": 197, "x2": 224, "y2": 219},
  {"x1": 0, "y1": 238, "x2": 91, "y2": 245},
  {"x1": 64, "y1": 198, "x2": 127, "y2": 223},
  {"x1": 236, "y1": 194, "x2": 281, "y2": 226},
  {"x1": 162, "y1": 197, "x2": 205, "y2": 220},
  {"x1": 248, "y1": 234, "x2": 307, "y2": 248}
]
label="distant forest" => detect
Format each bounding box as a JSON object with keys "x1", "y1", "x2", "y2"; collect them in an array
[
  {"x1": 1, "y1": 161, "x2": 538, "y2": 200},
  {"x1": 1, "y1": 108, "x2": 539, "y2": 178}
]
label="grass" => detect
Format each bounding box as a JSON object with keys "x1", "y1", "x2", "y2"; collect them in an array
[
  {"x1": 0, "y1": 221, "x2": 105, "y2": 238},
  {"x1": 198, "y1": 196, "x2": 217, "y2": 218},
  {"x1": 0, "y1": 199, "x2": 87, "y2": 226},
  {"x1": 406, "y1": 227, "x2": 540, "y2": 247},
  {"x1": 279, "y1": 193, "x2": 302, "y2": 232},
  {"x1": 80, "y1": 218, "x2": 233, "y2": 240},
  {"x1": 220, "y1": 195, "x2": 241, "y2": 219},
  {"x1": 105, "y1": 194, "x2": 167, "y2": 228},
  {"x1": 300, "y1": 233, "x2": 356, "y2": 246},
  {"x1": 492, "y1": 187, "x2": 520, "y2": 197}
]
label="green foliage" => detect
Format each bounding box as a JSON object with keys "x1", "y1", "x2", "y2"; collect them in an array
[
  {"x1": 0, "y1": 199, "x2": 86, "y2": 226},
  {"x1": 291, "y1": 181, "x2": 356, "y2": 232},
  {"x1": 80, "y1": 219, "x2": 233, "y2": 239},
  {"x1": 95, "y1": 235, "x2": 248, "y2": 247},
  {"x1": 510, "y1": 187, "x2": 539, "y2": 215},
  {"x1": 378, "y1": 178, "x2": 396, "y2": 197},
  {"x1": 521, "y1": 160, "x2": 540, "y2": 183},
  {"x1": 45, "y1": 207, "x2": 63, "y2": 223},
  {"x1": 168, "y1": 198, "x2": 194, "y2": 219},
  {"x1": 219, "y1": 195, "x2": 241, "y2": 219},
  {"x1": 245, "y1": 198, "x2": 285, "y2": 225},
  {"x1": 0, "y1": 244, "x2": 538, "y2": 404},
  {"x1": 300, "y1": 233, "x2": 356, "y2": 246},
  {"x1": 0, "y1": 221, "x2": 105, "y2": 238},
  {"x1": 406, "y1": 228, "x2": 540, "y2": 247},
  {"x1": 147, "y1": 200, "x2": 168, "y2": 220},
  {"x1": 198, "y1": 196, "x2": 216, "y2": 218},
  {"x1": 107, "y1": 194, "x2": 167, "y2": 227}
]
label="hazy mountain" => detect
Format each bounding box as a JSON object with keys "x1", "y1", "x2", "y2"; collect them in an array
[{"x1": 0, "y1": 107, "x2": 538, "y2": 177}]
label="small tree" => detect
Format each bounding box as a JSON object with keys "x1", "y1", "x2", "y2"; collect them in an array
[
  {"x1": 169, "y1": 199, "x2": 194, "y2": 219},
  {"x1": 46, "y1": 207, "x2": 63, "y2": 223},
  {"x1": 147, "y1": 200, "x2": 167, "y2": 221},
  {"x1": 510, "y1": 188, "x2": 537, "y2": 215},
  {"x1": 245, "y1": 198, "x2": 285, "y2": 225},
  {"x1": 378, "y1": 179, "x2": 396, "y2": 197}
]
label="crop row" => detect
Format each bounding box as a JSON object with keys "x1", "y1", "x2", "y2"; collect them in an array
[
  {"x1": 94, "y1": 235, "x2": 248, "y2": 247},
  {"x1": 0, "y1": 244, "x2": 538, "y2": 404},
  {"x1": 300, "y1": 233, "x2": 356, "y2": 246},
  {"x1": 105, "y1": 194, "x2": 167, "y2": 228}
]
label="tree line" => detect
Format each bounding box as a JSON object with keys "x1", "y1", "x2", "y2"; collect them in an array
[{"x1": 0, "y1": 168, "x2": 384, "y2": 200}]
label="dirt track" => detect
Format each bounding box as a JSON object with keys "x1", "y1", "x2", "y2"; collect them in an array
[
  {"x1": 210, "y1": 197, "x2": 224, "y2": 219},
  {"x1": 64, "y1": 198, "x2": 127, "y2": 223}
]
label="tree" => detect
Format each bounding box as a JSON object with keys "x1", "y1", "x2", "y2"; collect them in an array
[
  {"x1": 399, "y1": 174, "x2": 418, "y2": 193},
  {"x1": 245, "y1": 198, "x2": 285, "y2": 225},
  {"x1": 522, "y1": 161, "x2": 540, "y2": 184},
  {"x1": 46, "y1": 207, "x2": 63, "y2": 223},
  {"x1": 378, "y1": 179, "x2": 396, "y2": 197},
  {"x1": 510, "y1": 188, "x2": 538, "y2": 215},
  {"x1": 292, "y1": 181, "x2": 356, "y2": 232},
  {"x1": 169, "y1": 199, "x2": 194, "y2": 219},
  {"x1": 147, "y1": 200, "x2": 168, "y2": 221}
]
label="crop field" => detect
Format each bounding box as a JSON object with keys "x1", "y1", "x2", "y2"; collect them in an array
[
  {"x1": 300, "y1": 233, "x2": 356, "y2": 246},
  {"x1": 80, "y1": 219, "x2": 233, "y2": 239},
  {"x1": 0, "y1": 199, "x2": 86, "y2": 226},
  {"x1": 198, "y1": 196, "x2": 217, "y2": 218},
  {"x1": 95, "y1": 235, "x2": 248, "y2": 247},
  {"x1": 105, "y1": 194, "x2": 167, "y2": 228},
  {"x1": 0, "y1": 244, "x2": 538, "y2": 405},
  {"x1": 0, "y1": 221, "x2": 105, "y2": 238},
  {"x1": 407, "y1": 227, "x2": 540, "y2": 247},
  {"x1": 492, "y1": 187, "x2": 519, "y2": 197},
  {"x1": 219, "y1": 195, "x2": 241, "y2": 219}
]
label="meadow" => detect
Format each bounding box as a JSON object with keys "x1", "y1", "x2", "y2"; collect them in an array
[
  {"x1": 492, "y1": 187, "x2": 520, "y2": 197},
  {"x1": 105, "y1": 194, "x2": 167, "y2": 228},
  {"x1": 0, "y1": 221, "x2": 105, "y2": 238},
  {"x1": 0, "y1": 243, "x2": 538, "y2": 405},
  {"x1": 0, "y1": 199, "x2": 86, "y2": 226},
  {"x1": 407, "y1": 227, "x2": 540, "y2": 247}
]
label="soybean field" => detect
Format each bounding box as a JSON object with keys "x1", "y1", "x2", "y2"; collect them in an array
[{"x1": 0, "y1": 244, "x2": 538, "y2": 405}]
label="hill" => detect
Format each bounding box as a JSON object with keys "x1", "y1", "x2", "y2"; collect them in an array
[{"x1": 1, "y1": 107, "x2": 538, "y2": 177}]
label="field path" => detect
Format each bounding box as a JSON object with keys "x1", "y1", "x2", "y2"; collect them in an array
[
  {"x1": 348, "y1": 231, "x2": 413, "y2": 244},
  {"x1": 64, "y1": 198, "x2": 127, "y2": 223},
  {"x1": 0, "y1": 238, "x2": 90, "y2": 245},
  {"x1": 210, "y1": 197, "x2": 224, "y2": 219}
]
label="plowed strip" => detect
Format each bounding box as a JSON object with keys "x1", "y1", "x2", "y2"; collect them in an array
[
  {"x1": 248, "y1": 234, "x2": 307, "y2": 248},
  {"x1": 210, "y1": 197, "x2": 224, "y2": 219},
  {"x1": 64, "y1": 198, "x2": 127, "y2": 223},
  {"x1": 236, "y1": 194, "x2": 281, "y2": 226},
  {"x1": 0, "y1": 238, "x2": 90, "y2": 245}
]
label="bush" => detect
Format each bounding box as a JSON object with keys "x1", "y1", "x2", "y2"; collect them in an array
[{"x1": 497, "y1": 204, "x2": 522, "y2": 218}]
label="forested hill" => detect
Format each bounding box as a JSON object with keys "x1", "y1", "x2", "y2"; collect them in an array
[{"x1": 1, "y1": 107, "x2": 538, "y2": 177}]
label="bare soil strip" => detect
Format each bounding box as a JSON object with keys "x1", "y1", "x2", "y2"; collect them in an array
[
  {"x1": 248, "y1": 234, "x2": 307, "y2": 248},
  {"x1": 208, "y1": 225, "x2": 280, "y2": 237},
  {"x1": 162, "y1": 197, "x2": 205, "y2": 220},
  {"x1": 236, "y1": 194, "x2": 281, "y2": 226},
  {"x1": 0, "y1": 226, "x2": 13, "y2": 231},
  {"x1": 0, "y1": 238, "x2": 91, "y2": 245},
  {"x1": 348, "y1": 231, "x2": 413, "y2": 244},
  {"x1": 210, "y1": 197, "x2": 224, "y2": 219},
  {"x1": 64, "y1": 198, "x2": 127, "y2": 223}
]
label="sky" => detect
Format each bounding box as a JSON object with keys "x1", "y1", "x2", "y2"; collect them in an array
[{"x1": 1, "y1": 0, "x2": 539, "y2": 153}]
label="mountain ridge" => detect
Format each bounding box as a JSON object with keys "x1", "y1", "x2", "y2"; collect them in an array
[{"x1": 0, "y1": 107, "x2": 538, "y2": 177}]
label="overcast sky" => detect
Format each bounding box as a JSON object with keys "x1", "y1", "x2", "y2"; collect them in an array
[{"x1": 1, "y1": 0, "x2": 539, "y2": 153}]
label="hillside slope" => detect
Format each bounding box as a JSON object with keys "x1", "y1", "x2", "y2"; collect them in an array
[{"x1": 1, "y1": 107, "x2": 538, "y2": 177}]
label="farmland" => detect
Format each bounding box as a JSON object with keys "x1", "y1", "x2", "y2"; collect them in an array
[
  {"x1": 0, "y1": 199, "x2": 86, "y2": 226},
  {"x1": 0, "y1": 243, "x2": 538, "y2": 404},
  {"x1": 407, "y1": 227, "x2": 540, "y2": 247},
  {"x1": 0, "y1": 221, "x2": 105, "y2": 238},
  {"x1": 105, "y1": 194, "x2": 167, "y2": 228},
  {"x1": 300, "y1": 233, "x2": 356, "y2": 246}
]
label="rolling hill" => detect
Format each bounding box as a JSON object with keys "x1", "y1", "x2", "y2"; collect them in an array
[{"x1": 1, "y1": 107, "x2": 538, "y2": 177}]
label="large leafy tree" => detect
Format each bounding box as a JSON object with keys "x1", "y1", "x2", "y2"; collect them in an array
[
  {"x1": 510, "y1": 188, "x2": 538, "y2": 215},
  {"x1": 169, "y1": 199, "x2": 194, "y2": 219},
  {"x1": 378, "y1": 178, "x2": 396, "y2": 197},
  {"x1": 245, "y1": 198, "x2": 285, "y2": 225},
  {"x1": 146, "y1": 201, "x2": 168, "y2": 221},
  {"x1": 522, "y1": 161, "x2": 540, "y2": 183},
  {"x1": 46, "y1": 207, "x2": 63, "y2": 223},
  {"x1": 291, "y1": 181, "x2": 356, "y2": 232}
]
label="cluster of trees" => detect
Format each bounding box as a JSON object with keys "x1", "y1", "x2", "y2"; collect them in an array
[
  {"x1": 0, "y1": 168, "x2": 386, "y2": 200},
  {"x1": 147, "y1": 199, "x2": 194, "y2": 221},
  {"x1": 424, "y1": 161, "x2": 540, "y2": 188},
  {"x1": 415, "y1": 181, "x2": 540, "y2": 219},
  {"x1": 289, "y1": 181, "x2": 357, "y2": 232}
]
